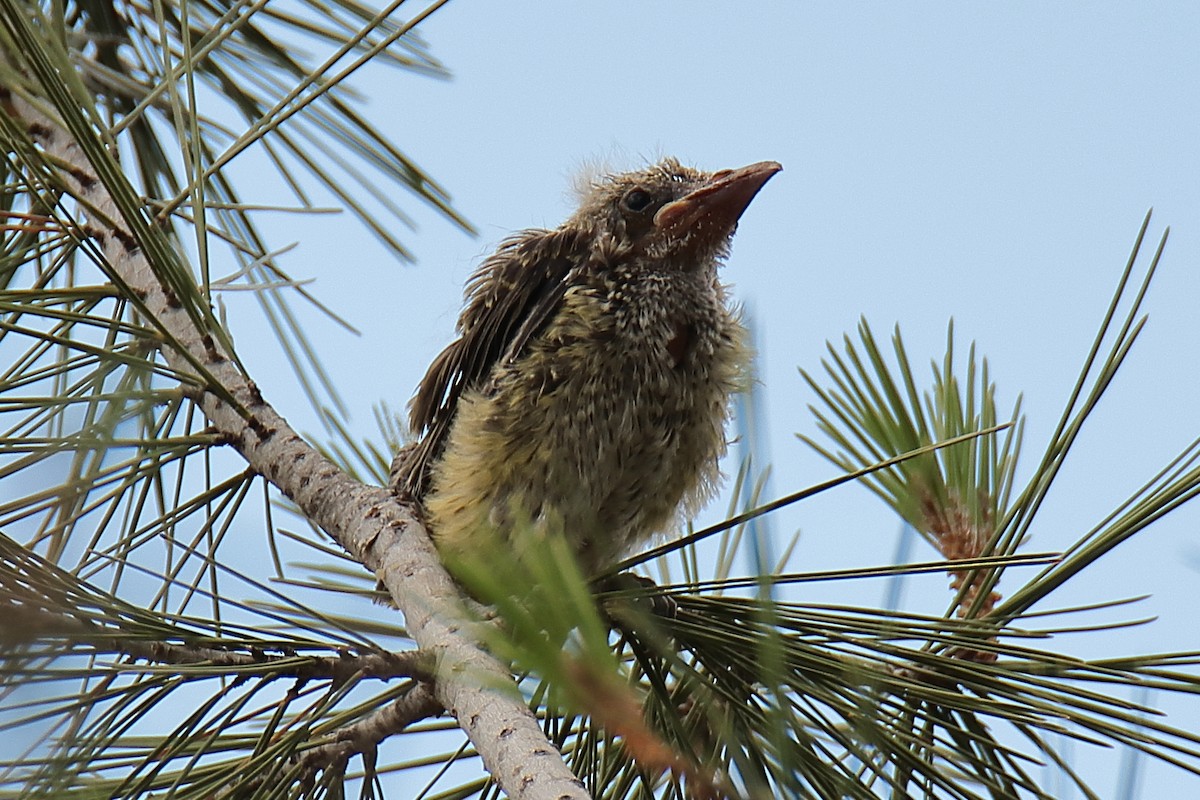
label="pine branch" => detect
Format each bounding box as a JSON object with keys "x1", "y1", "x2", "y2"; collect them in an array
[
  {"x1": 297, "y1": 683, "x2": 442, "y2": 789},
  {"x1": 2, "y1": 70, "x2": 589, "y2": 800},
  {"x1": 2, "y1": 599, "x2": 434, "y2": 683}
]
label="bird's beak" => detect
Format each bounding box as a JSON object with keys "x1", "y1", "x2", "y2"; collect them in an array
[{"x1": 654, "y1": 160, "x2": 782, "y2": 235}]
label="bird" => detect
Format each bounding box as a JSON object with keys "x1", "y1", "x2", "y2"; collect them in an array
[{"x1": 391, "y1": 157, "x2": 781, "y2": 579}]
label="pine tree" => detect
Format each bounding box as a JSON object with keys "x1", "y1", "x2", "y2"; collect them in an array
[{"x1": 2, "y1": 4, "x2": 1199, "y2": 798}]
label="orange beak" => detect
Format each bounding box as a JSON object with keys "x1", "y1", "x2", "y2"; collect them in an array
[{"x1": 654, "y1": 160, "x2": 782, "y2": 236}]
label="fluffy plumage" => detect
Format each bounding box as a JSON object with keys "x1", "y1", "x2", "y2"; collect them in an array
[{"x1": 392, "y1": 158, "x2": 780, "y2": 575}]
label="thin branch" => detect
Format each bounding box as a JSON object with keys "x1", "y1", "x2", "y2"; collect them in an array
[
  {"x1": 1, "y1": 601, "x2": 434, "y2": 683},
  {"x1": 297, "y1": 682, "x2": 443, "y2": 781}
]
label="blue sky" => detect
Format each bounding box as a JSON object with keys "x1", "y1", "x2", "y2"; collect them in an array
[{"x1": 227, "y1": 3, "x2": 1200, "y2": 795}]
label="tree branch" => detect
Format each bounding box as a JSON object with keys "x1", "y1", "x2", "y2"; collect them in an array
[
  {"x1": 3, "y1": 90, "x2": 588, "y2": 800},
  {"x1": 298, "y1": 682, "x2": 443, "y2": 783},
  {"x1": 1, "y1": 601, "x2": 436, "y2": 683}
]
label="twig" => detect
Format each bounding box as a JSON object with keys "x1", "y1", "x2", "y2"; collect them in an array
[
  {"x1": 298, "y1": 682, "x2": 443, "y2": 781},
  {"x1": 1, "y1": 601, "x2": 435, "y2": 682}
]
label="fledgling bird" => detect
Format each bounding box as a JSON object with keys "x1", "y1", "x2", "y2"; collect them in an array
[{"x1": 391, "y1": 158, "x2": 781, "y2": 577}]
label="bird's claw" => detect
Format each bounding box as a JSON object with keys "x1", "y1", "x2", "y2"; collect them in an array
[{"x1": 597, "y1": 572, "x2": 678, "y2": 621}]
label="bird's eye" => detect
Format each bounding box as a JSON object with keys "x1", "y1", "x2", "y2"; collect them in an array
[{"x1": 621, "y1": 188, "x2": 654, "y2": 213}]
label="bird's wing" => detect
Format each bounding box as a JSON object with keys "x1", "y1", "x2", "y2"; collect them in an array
[{"x1": 395, "y1": 227, "x2": 585, "y2": 497}]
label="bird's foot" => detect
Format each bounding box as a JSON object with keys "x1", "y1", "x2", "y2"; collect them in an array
[{"x1": 596, "y1": 572, "x2": 678, "y2": 621}]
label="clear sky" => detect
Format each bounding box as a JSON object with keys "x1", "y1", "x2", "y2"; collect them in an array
[{"x1": 225, "y1": 3, "x2": 1200, "y2": 795}]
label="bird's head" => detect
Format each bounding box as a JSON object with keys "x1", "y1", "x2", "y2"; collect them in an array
[{"x1": 569, "y1": 157, "x2": 781, "y2": 268}]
